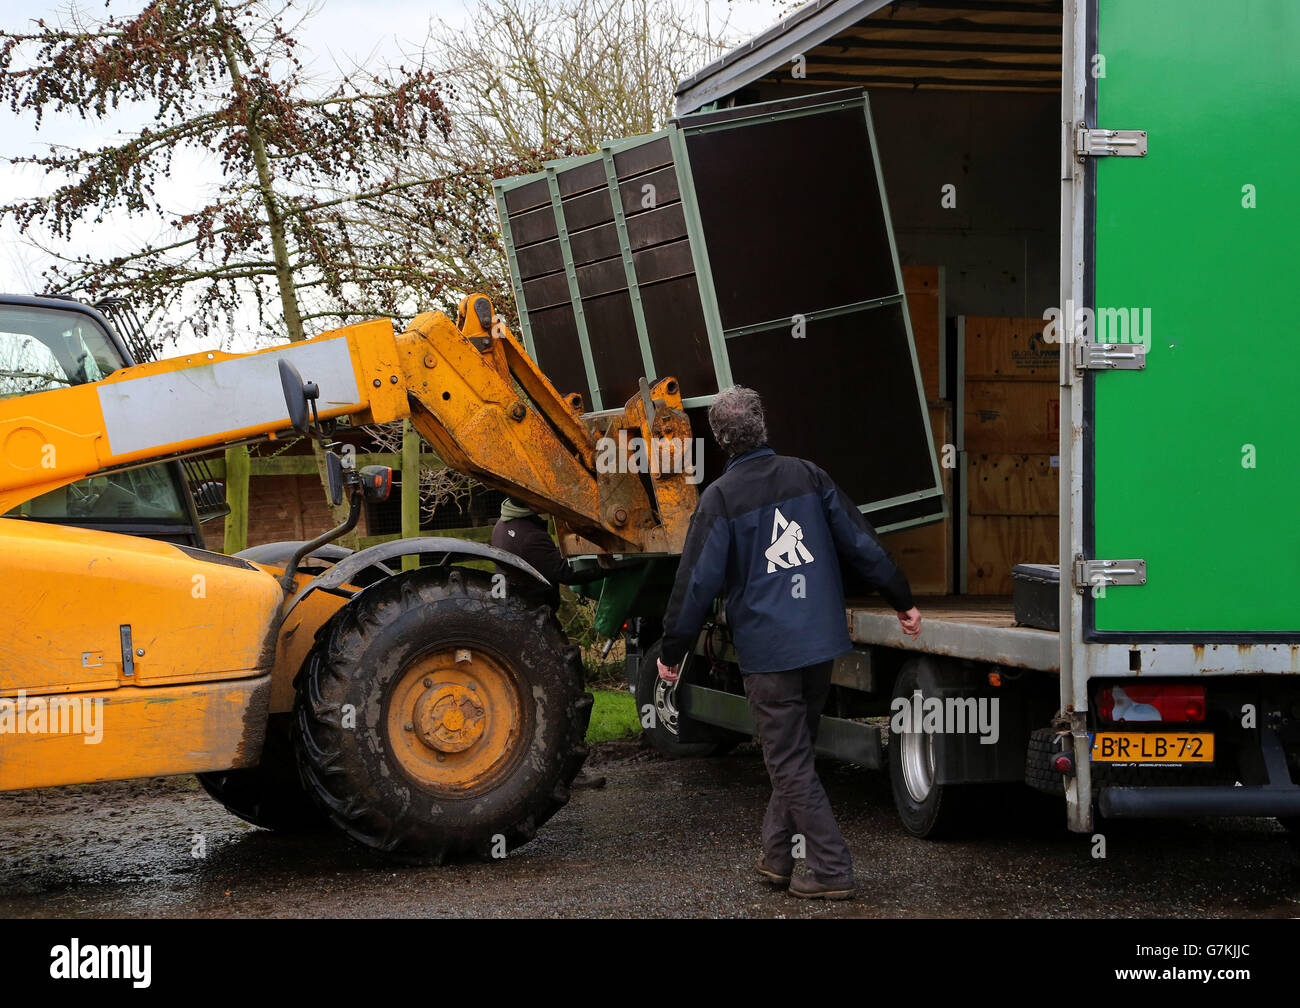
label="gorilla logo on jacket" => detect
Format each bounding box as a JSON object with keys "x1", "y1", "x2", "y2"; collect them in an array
[{"x1": 765, "y1": 507, "x2": 815, "y2": 573}]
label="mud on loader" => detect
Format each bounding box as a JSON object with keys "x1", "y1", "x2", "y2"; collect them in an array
[{"x1": 0, "y1": 292, "x2": 697, "y2": 861}]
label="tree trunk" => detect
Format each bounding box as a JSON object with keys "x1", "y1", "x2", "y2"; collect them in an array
[{"x1": 214, "y1": 0, "x2": 358, "y2": 547}]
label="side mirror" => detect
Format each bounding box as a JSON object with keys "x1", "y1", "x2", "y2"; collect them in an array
[
  {"x1": 325, "y1": 449, "x2": 344, "y2": 507},
  {"x1": 278, "y1": 359, "x2": 320, "y2": 436}
]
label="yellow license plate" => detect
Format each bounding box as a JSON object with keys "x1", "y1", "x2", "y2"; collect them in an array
[{"x1": 1091, "y1": 732, "x2": 1214, "y2": 763}]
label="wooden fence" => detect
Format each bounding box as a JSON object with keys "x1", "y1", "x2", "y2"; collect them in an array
[{"x1": 213, "y1": 421, "x2": 490, "y2": 562}]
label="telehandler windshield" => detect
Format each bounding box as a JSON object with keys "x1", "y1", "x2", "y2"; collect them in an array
[{"x1": 0, "y1": 303, "x2": 188, "y2": 523}]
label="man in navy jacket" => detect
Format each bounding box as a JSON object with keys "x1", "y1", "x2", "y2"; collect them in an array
[{"x1": 658, "y1": 386, "x2": 922, "y2": 900}]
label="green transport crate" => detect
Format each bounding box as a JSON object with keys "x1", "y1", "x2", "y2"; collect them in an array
[{"x1": 493, "y1": 89, "x2": 945, "y2": 534}]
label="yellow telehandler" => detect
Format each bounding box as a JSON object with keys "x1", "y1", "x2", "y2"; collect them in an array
[{"x1": 0, "y1": 291, "x2": 696, "y2": 861}]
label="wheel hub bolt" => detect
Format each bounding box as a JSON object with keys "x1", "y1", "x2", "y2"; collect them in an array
[{"x1": 414, "y1": 682, "x2": 489, "y2": 754}]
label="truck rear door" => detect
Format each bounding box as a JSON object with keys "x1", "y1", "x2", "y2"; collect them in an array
[{"x1": 1083, "y1": 0, "x2": 1300, "y2": 639}]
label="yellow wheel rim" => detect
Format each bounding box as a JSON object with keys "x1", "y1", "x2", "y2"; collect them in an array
[{"x1": 386, "y1": 647, "x2": 526, "y2": 796}]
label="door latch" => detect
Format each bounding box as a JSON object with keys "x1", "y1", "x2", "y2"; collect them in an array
[
  {"x1": 1075, "y1": 126, "x2": 1148, "y2": 161},
  {"x1": 1074, "y1": 558, "x2": 1147, "y2": 594},
  {"x1": 1074, "y1": 341, "x2": 1147, "y2": 373}
]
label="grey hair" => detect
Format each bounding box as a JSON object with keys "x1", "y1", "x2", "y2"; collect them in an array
[{"x1": 708, "y1": 385, "x2": 768, "y2": 456}]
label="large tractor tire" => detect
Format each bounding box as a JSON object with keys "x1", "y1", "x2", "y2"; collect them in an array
[
  {"x1": 197, "y1": 713, "x2": 327, "y2": 832},
  {"x1": 293, "y1": 566, "x2": 592, "y2": 862}
]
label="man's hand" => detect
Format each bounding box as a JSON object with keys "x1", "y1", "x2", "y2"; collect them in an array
[
  {"x1": 657, "y1": 657, "x2": 680, "y2": 683},
  {"x1": 897, "y1": 606, "x2": 922, "y2": 640}
]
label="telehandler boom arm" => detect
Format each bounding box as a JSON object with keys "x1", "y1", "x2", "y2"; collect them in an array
[{"x1": 0, "y1": 295, "x2": 697, "y2": 554}]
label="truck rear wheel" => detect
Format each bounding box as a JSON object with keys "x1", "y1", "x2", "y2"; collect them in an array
[
  {"x1": 293, "y1": 566, "x2": 592, "y2": 862},
  {"x1": 888, "y1": 660, "x2": 971, "y2": 838},
  {"x1": 635, "y1": 640, "x2": 738, "y2": 758}
]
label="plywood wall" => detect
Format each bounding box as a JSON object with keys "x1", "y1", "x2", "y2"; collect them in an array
[
  {"x1": 880, "y1": 401, "x2": 954, "y2": 595},
  {"x1": 902, "y1": 265, "x2": 945, "y2": 401},
  {"x1": 961, "y1": 316, "x2": 1060, "y2": 594}
]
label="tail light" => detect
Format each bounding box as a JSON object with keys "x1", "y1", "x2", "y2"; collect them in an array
[
  {"x1": 1096, "y1": 683, "x2": 1206, "y2": 724},
  {"x1": 358, "y1": 465, "x2": 393, "y2": 502}
]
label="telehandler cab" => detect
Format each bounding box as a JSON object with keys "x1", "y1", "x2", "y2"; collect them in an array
[{"x1": 0, "y1": 292, "x2": 697, "y2": 861}]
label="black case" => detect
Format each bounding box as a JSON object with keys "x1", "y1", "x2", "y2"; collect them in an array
[{"x1": 1012, "y1": 563, "x2": 1060, "y2": 631}]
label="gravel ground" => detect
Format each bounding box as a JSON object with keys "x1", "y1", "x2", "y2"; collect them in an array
[{"x1": 2, "y1": 739, "x2": 1299, "y2": 918}]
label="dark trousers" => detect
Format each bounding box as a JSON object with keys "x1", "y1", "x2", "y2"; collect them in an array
[{"x1": 742, "y1": 661, "x2": 853, "y2": 882}]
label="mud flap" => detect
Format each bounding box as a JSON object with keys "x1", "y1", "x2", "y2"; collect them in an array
[{"x1": 910, "y1": 656, "x2": 1028, "y2": 785}]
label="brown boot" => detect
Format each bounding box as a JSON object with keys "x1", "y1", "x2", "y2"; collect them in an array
[
  {"x1": 755, "y1": 857, "x2": 792, "y2": 886},
  {"x1": 789, "y1": 872, "x2": 857, "y2": 901}
]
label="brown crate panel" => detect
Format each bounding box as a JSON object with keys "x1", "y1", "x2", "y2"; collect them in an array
[
  {"x1": 728, "y1": 303, "x2": 937, "y2": 515},
  {"x1": 638, "y1": 275, "x2": 715, "y2": 396},
  {"x1": 511, "y1": 202, "x2": 561, "y2": 247},
  {"x1": 967, "y1": 515, "x2": 1058, "y2": 596},
  {"x1": 613, "y1": 135, "x2": 673, "y2": 178},
  {"x1": 569, "y1": 221, "x2": 622, "y2": 269},
  {"x1": 630, "y1": 239, "x2": 696, "y2": 286},
  {"x1": 964, "y1": 380, "x2": 1058, "y2": 453},
  {"x1": 564, "y1": 203, "x2": 691, "y2": 277},
  {"x1": 561, "y1": 186, "x2": 617, "y2": 232},
  {"x1": 575, "y1": 255, "x2": 630, "y2": 300},
  {"x1": 528, "y1": 304, "x2": 589, "y2": 404},
  {"x1": 965, "y1": 315, "x2": 1059, "y2": 380},
  {"x1": 907, "y1": 289, "x2": 940, "y2": 402},
  {"x1": 685, "y1": 403, "x2": 727, "y2": 488},
  {"x1": 584, "y1": 291, "x2": 646, "y2": 407},
  {"x1": 516, "y1": 238, "x2": 563, "y2": 281},
  {"x1": 621, "y1": 166, "x2": 681, "y2": 216},
  {"x1": 521, "y1": 271, "x2": 574, "y2": 312},
  {"x1": 967, "y1": 452, "x2": 1058, "y2": 516},
  {"x1": 556, "y1": 159, "x2": 607, "y2": 197},
  {"x1": 503, "y1": 177, "x2": 550, "y2": 215},
  {"x1": 684, "y1": 103, "x2": 899, "y2": 331},
  {"x1": 624, "y1": 202, "x2": 688, "y2": 250}
]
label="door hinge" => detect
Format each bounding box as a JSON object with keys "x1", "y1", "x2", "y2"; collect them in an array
[
  {"x1": 1075, "y1": 126, "x2": 1147, "y2": 161},
  {"x1": 1074, "y1": 558, "x2": 1147, "y2": 594},
  {"x1": 1074, "y1": 340, "x2": 1147, "y2": 372}
]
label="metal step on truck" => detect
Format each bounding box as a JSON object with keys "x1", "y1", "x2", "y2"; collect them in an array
[{"x1": 494, "y1": 0, "x2": 1300, "y2": 838}]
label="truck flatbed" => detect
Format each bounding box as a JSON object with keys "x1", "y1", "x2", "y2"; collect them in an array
[{"x1": 846, "y1": 596, "x2": 1059, "y2": 673}]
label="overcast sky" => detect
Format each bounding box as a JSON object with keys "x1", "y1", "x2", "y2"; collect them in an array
[{"x1": 0, "y1": 0, "x2": 785, "y2": 338}]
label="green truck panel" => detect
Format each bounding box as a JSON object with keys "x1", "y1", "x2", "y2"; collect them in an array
[{"x1": 1092, "y1": 0, "x2": 1300, "y2": 633}]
